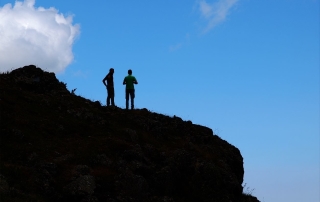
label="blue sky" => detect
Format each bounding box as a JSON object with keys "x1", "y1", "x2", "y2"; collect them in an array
[{"x1": 0, "y1": 0, "x2": 319, "y2": 201}]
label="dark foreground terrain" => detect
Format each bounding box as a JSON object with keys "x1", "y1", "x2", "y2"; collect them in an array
[{"x1": 0, "y1": 65, "x2": 260, "y2": 202}]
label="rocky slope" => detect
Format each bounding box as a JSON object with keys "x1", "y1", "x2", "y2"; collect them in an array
[{"x1": 0, "y1": 65, "x2": 260, "y2": 202}]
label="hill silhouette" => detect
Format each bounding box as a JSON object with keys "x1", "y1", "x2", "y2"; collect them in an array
[{"x1": 0, "y1": 65, "x2": 260, "y2": 202}]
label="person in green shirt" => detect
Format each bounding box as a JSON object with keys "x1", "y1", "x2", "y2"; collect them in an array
[{"x1": 123, "y1": 69, "x2": 138, "y2": 110}]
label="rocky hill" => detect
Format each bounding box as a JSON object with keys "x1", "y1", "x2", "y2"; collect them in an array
[{"x1": 0, "y1": 65, "x2": 260, "y2": 202}]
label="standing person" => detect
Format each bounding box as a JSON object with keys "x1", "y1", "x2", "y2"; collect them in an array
[
  {"x1": 123, "y1": 69, "x2": 138, "y2": 110},
  {"x1": 102, "y1": 68, "x2": 115, "y2": 106}
]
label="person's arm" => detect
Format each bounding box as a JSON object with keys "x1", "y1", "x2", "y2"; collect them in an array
[
  {"x1": 134, "y1": 77, "x2": 138, "y2": 84},
  {"x1": 123, "y1": 77, "x2": 126, "y2": 85},
  {"x1": 102, "y1": 76, "x2": 107, "y2": 87}
]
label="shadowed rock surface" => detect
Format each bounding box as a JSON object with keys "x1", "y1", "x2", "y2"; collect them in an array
[{"x1": 0, "y1": 65, "x2": 260, "y2": 202}]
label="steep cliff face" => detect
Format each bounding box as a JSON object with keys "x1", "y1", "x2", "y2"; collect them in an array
[{"x1": 0, "y1": 65, "x2": 259, "y2": 202}]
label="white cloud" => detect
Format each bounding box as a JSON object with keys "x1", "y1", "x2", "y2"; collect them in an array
[
  {"x1": 198, "y1": 0, "x2": 238, "y2": 33},
  {"x1": 0, "y1": 0, "x2": 80, "y2": 73},
  {"x1": 73, "y1": 70, "x2": 89, "y2": 79},
  {"x1": 169, "y1": 33, "x2": 191, "y2": 52},
  {"x1": 169, "y1": 42, "x2": 183, "y2": 52}
]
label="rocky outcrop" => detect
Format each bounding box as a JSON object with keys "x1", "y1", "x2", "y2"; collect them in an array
[{"x1": 0, "y1": 65, "x2": 260, "y2": 202}]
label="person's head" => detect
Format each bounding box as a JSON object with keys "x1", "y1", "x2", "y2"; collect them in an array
[
  {"x1": 109, "y1": 68, "x2": 114, "y2": 74},
  {"x1": 128, "y1": 69, "x2": 132, "y2": 75}
]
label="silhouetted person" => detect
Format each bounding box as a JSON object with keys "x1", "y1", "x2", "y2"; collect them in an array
[
  {"x1": 102, "y1": 68, "x2": 115, "y2": 106},
  {"x1": 123, "y1": 69, "x2": 138, "y2": 110}
]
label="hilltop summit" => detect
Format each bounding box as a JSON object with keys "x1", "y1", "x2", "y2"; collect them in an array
[{"x1": 0, "y1": 65, "x2": 260, "y2": 202}]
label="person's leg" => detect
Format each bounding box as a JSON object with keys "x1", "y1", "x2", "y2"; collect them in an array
[
  {"x1": 110, "y1": 87, "x2": 115, "y2": 106},
  {"x1": 106, "y1": 87, "x2": 111, "y2": 106},
  {"x1": 125, "y1": 89, "x2": 129, "y2": 109},
  {"x1": 130, "y1": 89, "x2": 135, "y2": 109}
]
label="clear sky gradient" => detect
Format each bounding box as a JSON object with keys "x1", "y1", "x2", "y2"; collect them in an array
[{"x1": 0, "y1": 1, "x2": 319, "y2": 201}]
